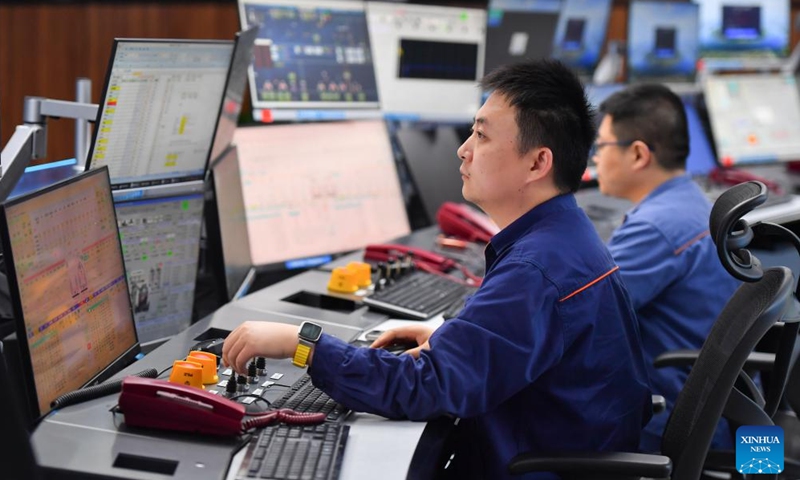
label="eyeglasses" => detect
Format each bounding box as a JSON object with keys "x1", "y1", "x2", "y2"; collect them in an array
[{"x1": 590, "y1": 140, "x2": 655, "y2": 157}]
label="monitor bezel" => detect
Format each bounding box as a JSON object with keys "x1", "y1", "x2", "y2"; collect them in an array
[
  {"x1": 85, "y1": 38, "x2": 235, "y2": 188},
  {"x1": 238, "y1": 0, "x2": 382, "y2": 112},
  {"x1": 0, "y1": 167, "x2": 141, "y2": 422}
]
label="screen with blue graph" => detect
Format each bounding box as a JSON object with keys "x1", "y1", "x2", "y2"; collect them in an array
[
  {"x1": 628, "y1": 1, "x2": 699, "y2": 82},
  {"x1": 238, "y1": 0, "x2": 380, "y2": 115},
  {"x1": 694, "y1": 0, "x2": 789, "y2": 57},
  {"x1": 551, "y1": 0, "x2": 612, "y2": 76}
]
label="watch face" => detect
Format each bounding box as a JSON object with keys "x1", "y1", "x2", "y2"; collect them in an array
[{"x1": 299, "y1": 322, "x2": 323, "y2": 342}]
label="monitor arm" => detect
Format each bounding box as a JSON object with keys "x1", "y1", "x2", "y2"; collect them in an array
[{"x1": 0, "y1": 83, "x2": 98, "y2": 202}]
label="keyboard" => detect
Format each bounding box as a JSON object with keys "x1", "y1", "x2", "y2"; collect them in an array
[
  {"x1": 363, "y1": 270, "x2": 474, "y2": 320},
  {"x1": 442, "y1": 289, "x2": 474, "y2": 320},
  {"x1": 271, "y1": 375, "x2": 350, "y2": 423},
  {"x1": 237, "y1": 422, "x2": 349, "y2": 480}
]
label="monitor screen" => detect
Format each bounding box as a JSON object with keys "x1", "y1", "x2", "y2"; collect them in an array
[
  {"x1": 86, "y1": 39, "x2": 234, "y2": 189},
  {"x1": 704, "y1": 73, "x2": 800, "y2": 166},
  {"x1": 627, "y1": 1, "x2": 699, "y2": 82},
  {"x1": 238, "y1": 0, "x2": 381, "y2": 121},
  {"x1": 0, "y1": 168, "x2": 139, "y2": 420},
  {"x1": 211, "y1": 146, "x2": 253, "y2": 300},
  {"x1": 114, "y1": 189, "x2": 204, "y2": 345},
  {"x1": 232, "y1": 120, "x2": 411, "y2": 269},
  {"x1": 694, "y1": 0, "x2": 789, "y2": 57},
  {"x1": 551, "y1": 0, "x2": 612, "y2": 76},
  {"x1": 484, "y1": 0, "x2": 560, "y2": 75},
  {"x1": 367, "y1": 2, "x2": 486, "y2": 122},
  {"x1": 209, "y1": 27, "x2": 260, "y2": 167}
]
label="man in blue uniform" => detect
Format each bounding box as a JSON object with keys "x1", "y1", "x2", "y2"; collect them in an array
[
  {"x1": 222, "y1": 60, "x2": 652, "y2": 479},
  {"x1": 592, "y1": 83, "x2": 740, "y2": 452}
]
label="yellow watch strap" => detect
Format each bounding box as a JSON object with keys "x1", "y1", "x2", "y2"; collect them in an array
[{"x1": 293, "y1": 343, "x2": 312, "y2": 368}]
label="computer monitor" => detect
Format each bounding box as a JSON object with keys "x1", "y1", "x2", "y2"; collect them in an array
[
  {"x1": 396, "y1": 125, "x2": 467, "y2": 224},
  {"x1": 8, "y1": 158, "x2": 79, "y2": 200},
  {"x1": 627, "y1": 1, "x2": 699, "y2": 82},
  {"x1": 210, "y1": 146, "x2": 254, "y2": 300},
  {"x1": 208, "y1": 27, "x2": 260, "y2": 168},
  {"x1": 366, "y1": 2, "x2": 486, "y2": 122},
  {"x1": 86, "y1": 39, "x2": 234, "y2": 189},
  {"x1": 238, "y1": 0, "x2": 381, "y2": 122},
  {"x1": 112, "y1": 186, "x2": 205, "y2": 345},
  {"x1": 703, "y1": 73, "x2": 800, "y2": 166},
  {"x1": 232, "y1": 120, "x2": 411, "y2": 270},
  {"x1": 0, "y1": 168, "x2": 140, "y2": 421},
  {"x1": 551, "y1": 0, "x2": 612, "y2": 76},
  {"x1": 484, "y1": 0, "x2": 560, "y2": 75},
  {"x1": 694, "y1": 0, "x2": 789, "y2": 57}
]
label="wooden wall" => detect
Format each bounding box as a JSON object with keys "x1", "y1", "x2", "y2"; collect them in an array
[{"x1": 1, "y1": 1, "x2": 799, "y2": 164}]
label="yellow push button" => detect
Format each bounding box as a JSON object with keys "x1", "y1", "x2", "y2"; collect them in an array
[
  {"x1": 327, "y1": 266, "x2": 359, "y2": 293},
  {"x1": 347, "y1": 261, "x2": 373, "y2": 288}
]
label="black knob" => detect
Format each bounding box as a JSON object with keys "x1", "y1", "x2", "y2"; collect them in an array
[
  {"x1": 247, "y1": 362, "x2": 258, "y2": 383},
  {"x1": 256, "y1": 357, "x2": 266, "y2": 376},
  {"x1": 225, "y1": 374, "x2": 238, "y2": 395}
]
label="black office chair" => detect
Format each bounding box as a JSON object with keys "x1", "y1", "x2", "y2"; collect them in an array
[{"x1": 508, "y1": 182, "x2": 798, "y2": 480}]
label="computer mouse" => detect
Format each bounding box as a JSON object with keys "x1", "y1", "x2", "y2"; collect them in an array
[
  {"x1": 382, "y1": 341, "x2": 418, "y2": 355},
  {"x1": 191, "y1": 338, "x2": 225, "y2": 359}
]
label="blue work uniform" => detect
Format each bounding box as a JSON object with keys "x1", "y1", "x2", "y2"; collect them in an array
[
  {"x1": 310, "y1": 193, "x2": 652, "y2": 479},
  {"x1": 607, "y1": 174, "x2": 740, "y2": 452}
]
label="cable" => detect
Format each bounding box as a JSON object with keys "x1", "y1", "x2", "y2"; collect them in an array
[
  {"x1": 50, "y1": 368, "x2": 158, "y2": 410},
  {"x1": 241, "y1": 409, "x2": 327, "y2": 431}
]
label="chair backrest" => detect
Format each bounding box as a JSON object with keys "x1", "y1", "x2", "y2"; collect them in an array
[{"x1": 661, "y1": 267, "x2": 793, "y2": 479}]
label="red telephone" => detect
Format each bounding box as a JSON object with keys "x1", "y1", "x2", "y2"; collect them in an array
[
  {"x1": 120, "y1": 377, "x2": 245, "y2": 436},
  {"x1": 436, "y1": 202, "x2": 499, "y2": 243}
]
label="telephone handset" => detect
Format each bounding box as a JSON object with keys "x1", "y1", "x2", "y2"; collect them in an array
[
  {"x1": 363, "y1": 244, "x2": 455, "y2": 273},
  {"x1": 120, "y1": 376, "x2": 245, "y2": 436},
  {"x1": 364, "y1": 244, "x2": 482, "y2": 285},
  {"x1": 119, "y1": 377, "x2": 327, "y2": 436},
  {"x1": 436, "y1": 202, "x2": 499, "y2": 244}
]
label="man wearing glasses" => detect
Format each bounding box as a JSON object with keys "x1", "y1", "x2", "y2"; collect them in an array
[{"x1": 592, "y1": 83, "x2": 739, "y2": 452}]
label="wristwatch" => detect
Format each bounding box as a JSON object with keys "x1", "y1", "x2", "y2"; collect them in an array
[{"x1": 293, "y1": 321, "x2": 323, "y2": 368}]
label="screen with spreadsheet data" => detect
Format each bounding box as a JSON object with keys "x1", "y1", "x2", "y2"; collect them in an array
[
  {"x1": 233, "y1": 120, "x2": 410, "y2": 269},
  {"x1": 86, "y1": 39, "x2": 234, "y2": 188},
  {"x1": 0, "y1": 168, "x2": 139, "y2": 420},
  {"x1": 114, "y1": 191, "x2": 204, "y2": 345}
]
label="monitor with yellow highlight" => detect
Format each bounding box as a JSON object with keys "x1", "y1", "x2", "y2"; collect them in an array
[{"x1": 86, "y1": 39, "x2": 234, "y2": 189}]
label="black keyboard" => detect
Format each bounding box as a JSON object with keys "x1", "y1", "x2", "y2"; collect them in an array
[
  {"x1": 237, "y1": 422, "x2": 349, "y2": 480},
  {"x1": 271, "y1": 375, "x2": 350, "y2": 423},
  {"x1": 442, "y1": 289, "x2": 475, "y2": 320},
  {"x1": 363, "y1": 270, "x2": 474, "y2": 320}
]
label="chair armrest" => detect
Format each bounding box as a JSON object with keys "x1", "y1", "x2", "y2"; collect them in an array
[
  {"x1": 654, "y1": 349, "x2": 775, "y2": 371},
  {"x1": 508, "y1": 451, "x2": 672, "y2": 478},
  {"x1": 652, "y1": 395, "x2": 666, "y2": 414}
]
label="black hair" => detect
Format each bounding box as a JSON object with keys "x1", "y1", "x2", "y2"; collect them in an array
[
  {"x1": 599, "y1": 83, "x2": 689, "y2": 170},
  {"x1": 480, "y1": 59, "x2": 595, "y2": 193}
]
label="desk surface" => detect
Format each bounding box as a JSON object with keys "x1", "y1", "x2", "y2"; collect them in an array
[{"x1": 27, "y1": 182, "x2": 800, "y2": 479}]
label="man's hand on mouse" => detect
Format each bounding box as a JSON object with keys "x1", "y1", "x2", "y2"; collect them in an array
[
  {"x1": 369, "y1": 325, "x2": 434, "y2": 359},
  {"x1": 222, "y1": 321, "x2": 300, "y2": 375}
]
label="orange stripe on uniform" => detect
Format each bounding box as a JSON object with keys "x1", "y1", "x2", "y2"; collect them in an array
[
  {"x1": 674, "y1": 230, "x2": 710, "y2": 256},
  {"x1": 559, "y1": 266, "x2": 620, "y2": 302}
]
